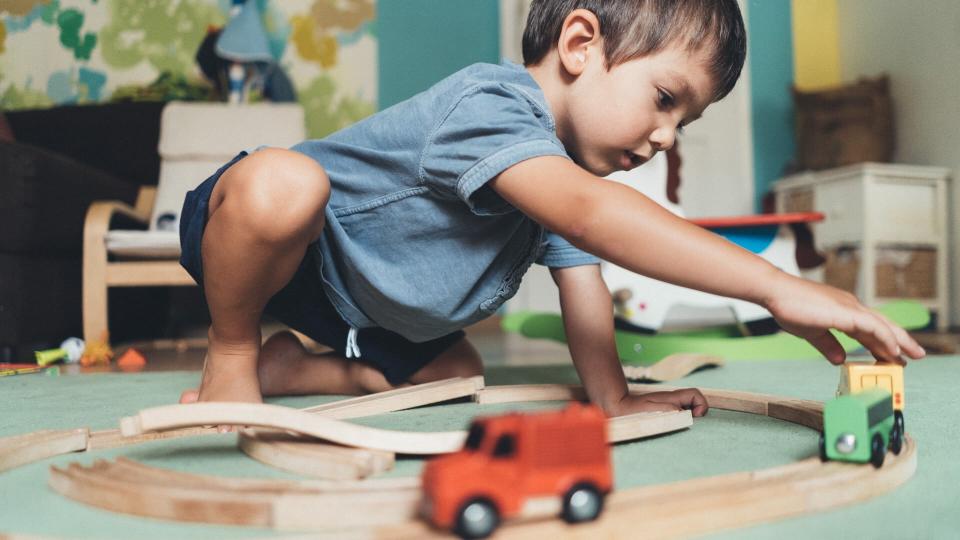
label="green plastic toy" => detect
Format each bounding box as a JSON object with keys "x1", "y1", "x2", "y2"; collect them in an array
[{"x1": 501, "y1": 300, "x2": 930, "y2": 366}]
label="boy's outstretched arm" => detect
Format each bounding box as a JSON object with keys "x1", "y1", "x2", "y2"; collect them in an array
[
  {"x1": 551, "y1": 264, "x2": 708, "y2": 417},
  {"x1": 491, "y1": 157, "x2": 925, "y2": 365}
]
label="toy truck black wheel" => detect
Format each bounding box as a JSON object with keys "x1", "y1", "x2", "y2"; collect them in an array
[
  {"x1": 894, "y1": 410, "x2": 905, "y2": 434},
  {"x1": 454, "y1": 497, "x2": 499, "y2": 539},
  {"x1": 818, "y1": 432, "x2": 827, "y2": 462},
  {"x1": 870, "y1": 433, "x2": 885, "y2": 469},
  {"x1": 890, "y1": 421, "x2": 903, "y2": 455},
  {"x1": 561, "y1": 482, "x2": 605, "y2": 523}
]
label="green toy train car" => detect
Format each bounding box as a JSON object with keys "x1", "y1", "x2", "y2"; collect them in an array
[{"x1": 820, "y1": 388, "x2": 903, "y2": 468}]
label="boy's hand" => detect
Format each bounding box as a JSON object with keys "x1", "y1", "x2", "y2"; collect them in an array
[
  {"x1": 764, "y1": 274, "x2": 925, "y2": 365},
  {"x1": 608, "y1": 389, "x2": 709, "y2": 417}
]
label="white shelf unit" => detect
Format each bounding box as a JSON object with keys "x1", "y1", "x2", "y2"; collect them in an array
[{"x1": 774, "y1": 163, "x2": 951, "y2": 330}]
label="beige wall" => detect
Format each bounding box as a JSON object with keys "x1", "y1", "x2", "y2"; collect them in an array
[{"x1": 837, "y1": 0, "x2": 960, "y2": 327}]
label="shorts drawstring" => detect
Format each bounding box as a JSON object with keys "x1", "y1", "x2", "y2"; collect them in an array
[{"x1": 346, "y1": 327, "x2": 362, "y2": 358}]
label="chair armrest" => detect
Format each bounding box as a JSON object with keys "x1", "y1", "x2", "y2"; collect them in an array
[
  {"x1": 133, "y1": 185, "x2": 157, "y2": 221},
  {"x1": 83, "y1": 200, "x2": 151, "y2": 271},
  {"x1": 84, "y1": 200, "x2": 150, "y2": 241}
]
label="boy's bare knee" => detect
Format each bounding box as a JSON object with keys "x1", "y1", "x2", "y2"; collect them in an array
[{"x1": 220, "y1": 148, "x2": 330, "y2": 242}]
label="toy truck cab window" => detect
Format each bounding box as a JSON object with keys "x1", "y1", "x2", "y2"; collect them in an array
[
  {"x1": 493, "y1": 434, "x2": 516, "y2": 458},
  {"x1": 867, "y1": 398, "x2": 893, "y2": 428},
  {"x1": 465, "y1": 423, "x2": 485, "y2": 451}
]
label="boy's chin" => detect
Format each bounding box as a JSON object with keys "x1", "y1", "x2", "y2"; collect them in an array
[
  {"x1": 571, "y1": 153, "x2": 616, "y2": 177},
  {"x1": 580, "y1": 161, "x2": 614, "y2": 177}
]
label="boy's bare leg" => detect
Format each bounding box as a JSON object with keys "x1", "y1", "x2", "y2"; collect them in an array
[
  {"x1": 180, "y1": 148, "x2": 329, "y2": 404},
  {"x1": 253, "y1": 330, "x2": 484, "y2": 396}
]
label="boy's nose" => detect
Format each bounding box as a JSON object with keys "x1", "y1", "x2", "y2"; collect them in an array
[{"x1": 650, "y1": 126, "x2": 676, "y2": 152}]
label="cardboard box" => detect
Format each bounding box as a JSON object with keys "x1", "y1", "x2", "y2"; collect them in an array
[
  {"x1": 824, "y1": 246, "x2": 937, "y2": 299},
  {"x1": 793, "y1": 76, "x2": 894, "y2": 171}
]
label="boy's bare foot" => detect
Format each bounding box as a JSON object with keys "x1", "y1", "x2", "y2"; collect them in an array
[{"x1": 181, "y1": 329, "x2": 264, "y2": 404}]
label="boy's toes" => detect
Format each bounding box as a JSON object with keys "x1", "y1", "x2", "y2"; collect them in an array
[{"x1": 179, "y1": 389, "x2": 200, "y2": 404}]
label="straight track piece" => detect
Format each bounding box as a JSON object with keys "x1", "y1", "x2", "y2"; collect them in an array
[
  {"x1": 87, "y1": 426, "x2": 216, "y2": 450},
  {"x1": 0, "y1": 429, "x2": 88, "y2": 473},
  {"x1": 303, "y1": 376, "x2": 484, "y2": 419}
]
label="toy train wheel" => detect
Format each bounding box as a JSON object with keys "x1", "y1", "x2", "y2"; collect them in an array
[
  {"x1": 454, "y1": 497, "x2": 499, "y2": 539},
  {"x1": 870, "y1": 433, "x2": 885, "y2": 469},
  {"x1": 561, "y1": 482, "x2": 604, "y2": 523},
  {"x1": 818, "y1": 432, "x2": 827, "y2": 462},
  {"x1": 894, "y1": 410, "x2": 905, "y2": 434},
  {"x1": 890, "y1": 422, "x2": 903, "y2": 456}
]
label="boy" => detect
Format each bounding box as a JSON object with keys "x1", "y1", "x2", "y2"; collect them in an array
[{"x1": 178, "y1": 0, "x2": 924, "y2": 419}]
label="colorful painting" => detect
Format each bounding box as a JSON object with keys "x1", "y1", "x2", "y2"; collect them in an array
[{"x1": 0, "y1": 0, "x2": 377, "y2": 137}]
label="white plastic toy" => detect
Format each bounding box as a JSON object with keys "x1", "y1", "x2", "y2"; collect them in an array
[
  {"x1": 601, "y1": 153, "x2": 821, "y2": 333},
  {"x1": 34, "y1": 337, "x2": 86, "y2": 366}
]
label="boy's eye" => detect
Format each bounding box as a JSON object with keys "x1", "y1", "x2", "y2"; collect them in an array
[
  {"x1": 677, "y1": 122, "x2": 686, "y2": 135},
  {"x1": 657, "y1": 88, "x2": 675, "y2": 108}
]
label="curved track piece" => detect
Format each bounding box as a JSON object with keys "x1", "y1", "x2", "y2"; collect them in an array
[
  {"x1": 121, "y1": 402, "x2": 468, "y2": 455},
  {"x1": 238, "y1": 429, "x2": 395, "y2": 480},
  {"x1": 503, "y1": 300, "x2": 930, "y2": 365},
  {"x1": 622, "y1": 353, "x2": 725, "y2": 381},
  {"x1": 48, "y1": 458, "x2": 420, "y2": 530}
]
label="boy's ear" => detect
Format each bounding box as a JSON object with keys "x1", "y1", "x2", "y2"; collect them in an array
[{"x1": 558, "y1": 9, "x2": 602, "y2": 77}]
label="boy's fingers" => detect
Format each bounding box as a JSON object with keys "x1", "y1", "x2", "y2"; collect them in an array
[
  {"x1": 686, "y1": 389, "x2": 709, "y2": 417},
  {"x1": 807, "y1": 331, "x2": 846, "y2": 365},
  {"x1": 848, "y1": 312, "x2": 900, "y2": 364},
  {"x1": 662, "y1": 388, "x2": 709, "y2": 417},
  {"x1": 877, "y1": 313, "x2": 926, "y2": 360}
]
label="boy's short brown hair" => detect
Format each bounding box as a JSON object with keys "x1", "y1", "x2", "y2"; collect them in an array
[{"x1": 522, "y1": 0, "x2": 747, "y2": 102}]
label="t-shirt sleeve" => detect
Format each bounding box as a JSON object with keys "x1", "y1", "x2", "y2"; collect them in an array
[
  {"x1": 419, "y1": 83, "x2": 570, "y2": 215},
  {"x1": 536, "y1": 231, "x2": 601, "y2": 268}
]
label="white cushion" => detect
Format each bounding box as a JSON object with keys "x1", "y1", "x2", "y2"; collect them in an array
[
  {"x1": 104, "y1": 231, "x2": 180, "y2": 259},
  {"x1": 148, "y1": 102, "x2": 306, "y2": 233}
]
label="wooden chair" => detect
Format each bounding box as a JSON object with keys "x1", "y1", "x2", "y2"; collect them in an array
[{"x1": 82, "y1": 102, "x2": 305, "y2": 344}]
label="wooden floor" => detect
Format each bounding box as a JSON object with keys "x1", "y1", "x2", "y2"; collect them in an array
[
  {"x1": 51, "y1": 317, "x2": 960, "y2": 376},
  {"x1": 53, "y1": 316, "x2": 574, "y2": 375}
]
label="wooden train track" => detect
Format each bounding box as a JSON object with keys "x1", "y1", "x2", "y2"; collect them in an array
[
  {"x1": 0, "y1": 376, "x2": 485, "y2": 474},
  {"x1": 120, "y1": 401, "x2": 692, "y2": 454},
  {"x1": 40, "y1": 384, "x2": 917, "y2": 538},
  {"x1": 0, "y1": 377, "x2": 915, "y2": 537}
]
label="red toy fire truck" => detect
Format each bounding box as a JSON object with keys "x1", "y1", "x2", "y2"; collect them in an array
[{"x1": 421, "y1": 404, "x2": 612, "y2": 538}]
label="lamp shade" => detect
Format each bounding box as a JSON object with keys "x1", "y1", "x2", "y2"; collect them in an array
[{"x1": 216, "y1": 0, "x2": 274, "y2": 63}]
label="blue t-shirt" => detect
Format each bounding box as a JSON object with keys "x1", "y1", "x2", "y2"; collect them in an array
[{"x1": 291, "y1": 61, "x2": 599, "y2": 342}]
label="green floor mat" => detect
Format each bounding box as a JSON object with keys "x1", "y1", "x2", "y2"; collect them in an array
[{"x1": 502, "y1": 300, "x2": 930, "y2": 365}]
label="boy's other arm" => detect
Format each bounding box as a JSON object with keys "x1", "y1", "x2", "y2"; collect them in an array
[
  {"x1": 552, "y1": 264, "x2": 708, "y2": 417},
  {"x1": 491, "y1": 156, "x2": 924, "y2": 365}
]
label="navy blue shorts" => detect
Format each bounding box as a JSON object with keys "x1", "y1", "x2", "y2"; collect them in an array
[{"x1": 179, "y1": 151, "x2": 466, "y2": 385}]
